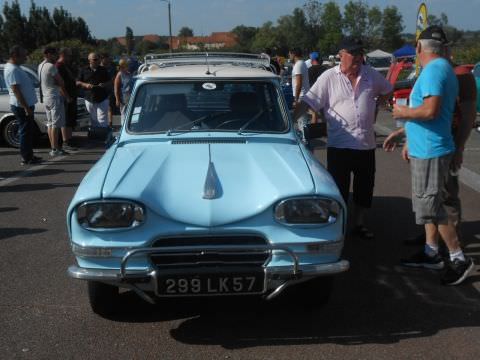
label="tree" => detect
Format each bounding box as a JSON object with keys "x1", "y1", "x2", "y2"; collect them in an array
[
  {"x1": 178, "y1": 26, "x2": 193, "y2": 37},
  {"x1": 276, "y1": 8, "x2": 309, "y2": 52},
  {"x1": 231, "y1": 25, "x2": 258, "y2": 52},
  {"x1": 125, "y1": 26, "x2": 134, "y2": 55},
  {"x1": 136, "y1": 40, "x2": 157, "y2": 56},
  {"x1": 318, "y1": 1, "x2": 343, "y2": 55},
  {"x1": 366, "y1": 5, "x2": 382, "y2": 48},
  {"x1": 2, "y1": 0, "x2": 29, "y2": 51},
  {"x1": 343, "y1": 1, "x2": 368, "y2": 38},
  {"x1": 381, "y1": 6, "x2": 404, "y2": 51},
  {"x1": 251, "y1": 21, "x2": 278, "y2": 52}
]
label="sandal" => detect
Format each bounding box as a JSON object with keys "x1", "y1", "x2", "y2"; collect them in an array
[{"x1": 352, "y1": 225, "x2": 374, "y2": 240}]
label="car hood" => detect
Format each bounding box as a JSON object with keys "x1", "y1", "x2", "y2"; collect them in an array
[{"x1": 102, "y1": 139, "x2": 314, "y2": 227}]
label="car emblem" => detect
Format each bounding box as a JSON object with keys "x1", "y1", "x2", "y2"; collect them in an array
[{"x1": 203, "y1": 161, "x2": 221, "y2": 199}]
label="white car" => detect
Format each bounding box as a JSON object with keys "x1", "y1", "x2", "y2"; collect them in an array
[{"x1": 0, "y1": 64, "x2": 89, "y2": 147}]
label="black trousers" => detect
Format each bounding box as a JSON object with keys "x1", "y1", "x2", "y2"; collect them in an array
[{"x1": 327, "y1": 147, "x2": 376, "y2": 208}]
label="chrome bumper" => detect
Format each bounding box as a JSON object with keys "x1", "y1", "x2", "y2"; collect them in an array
[{"x1": 68, "y1": 244, "x2": 349, "y2": 303}]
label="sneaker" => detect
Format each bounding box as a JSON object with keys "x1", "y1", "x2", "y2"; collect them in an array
[
  {"x1": 401, "y1": 251, "x2": 445, "y2": 270},
  {"x1": 62, "y1": 143, "x2": 77, "y2": 151},
  {"x1": 49, "y1": 149, "x2": 69, "y2": 157},
  {"x1": 20, "y1": 156, "x2": 42, "y2": 165},
  {"x1": 441, "y1": 257, "x2": 475, "y2": 286}
]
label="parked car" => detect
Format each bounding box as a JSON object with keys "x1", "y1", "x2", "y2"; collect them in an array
[
  {"x1": 0, "y1": 63, "x2": 89, "y2": 147},
  {"x1": 66, "y1": 52, "x2": 349, "y2": 316}
]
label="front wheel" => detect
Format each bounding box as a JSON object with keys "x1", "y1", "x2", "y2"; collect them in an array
[
  {"x1": 87, "y1": 281, "x2": 120, "y2": 316},
  {"x1": 2, "y1": 117, "x2": 20, "y2": 148}
]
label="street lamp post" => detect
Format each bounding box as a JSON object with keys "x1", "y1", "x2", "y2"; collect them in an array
[{"x1": 160, "y1": 0, "x2": 173, "y2": 53}]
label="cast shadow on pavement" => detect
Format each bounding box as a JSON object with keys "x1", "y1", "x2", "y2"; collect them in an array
[
  {"x1": 0, "y1": 227, "x2": 47, "y2": 241},
  {"x1": 103, "y1": 195, "x2": 480, "y2": 348}
]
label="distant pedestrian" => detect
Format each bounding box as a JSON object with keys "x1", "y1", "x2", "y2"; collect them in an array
[
  {"x1": 289, "y1": 48, "x2": 310, "y2": 142},
  {"x1": 114, "y1": 58, "x2": 133, "y2": 124},
  {"x1": 263, "y1": 48, "x2": 281, "y2": 75},
  {"x1": 56, "y1": 47, "x2": 78, "y2": 149},
  {"x1": 294, "y1": 37, "x2": 393, "y2": 239},
  {"x1": 308, "y1": 52, "x2": 328, "y2": 87},
  {"x1": 100, "y1": 53, "x2": 117, "y2": 127},
  {"x1": 77, "y1": 52, "x2": 111, "y2": 128},
  {"x1": 4, "y1": 45, "x2": 41, "y2": 165}
]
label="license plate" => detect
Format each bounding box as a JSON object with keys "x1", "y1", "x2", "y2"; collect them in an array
[{"x1": 156, "y1": 272, "x2": 265, "y2": 296}]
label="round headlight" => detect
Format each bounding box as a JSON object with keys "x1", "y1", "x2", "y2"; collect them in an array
[
  {"x1": 275, "y1": 198, "x2": 340, "y2": 225},
  {"x1": 76, "y1": 201, "x2": 145, "y2": 229}
]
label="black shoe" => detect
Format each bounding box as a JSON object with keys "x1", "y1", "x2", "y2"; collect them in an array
[
  {"x1": 441, "y1": 257, "x2": 475, "y2": 286},
  {"x1": 401, "y1": 251, "x2": 445, "y2": 270},
  {"x1": 20, "y1": 156, "x2": 42, "y2": 165},
  {"x1": 403, "y1": 232, "x2": 426, "y2": 246}
]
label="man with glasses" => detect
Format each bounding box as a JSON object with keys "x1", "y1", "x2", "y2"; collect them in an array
[
  {"x1": 77, "y1": 52, "x2": 111, "y2": 128},
  {"x1": 294, "y1": 37, "x2": 392, "y2": 239}
]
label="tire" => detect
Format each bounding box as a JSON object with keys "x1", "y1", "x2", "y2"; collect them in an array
[
  {"x1": 2, "y1": 116, "x2": 20, "y2": 148},
  {"x1": 87, "y1": 281, "x2": 120, "y2": 316}
]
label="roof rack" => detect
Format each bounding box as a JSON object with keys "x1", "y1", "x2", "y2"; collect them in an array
[{"x1": 140, "y1": 52, "x2": 271, "y2": 72}]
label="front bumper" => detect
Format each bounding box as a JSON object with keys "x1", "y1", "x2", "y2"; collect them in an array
[{"x1": 68, "y1": 244, "x2": 349, "y2": 302}]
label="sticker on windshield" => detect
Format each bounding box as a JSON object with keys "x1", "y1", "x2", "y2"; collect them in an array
[
  {"x1": 133, "y1": 106, "x2": 142, "y2": 114},
  {"x1": 131, "y1": 114, "x2": 140, "y2": 123},
  {"x1": 202, "y1": 82, "x2": 217, "y2": 90}
]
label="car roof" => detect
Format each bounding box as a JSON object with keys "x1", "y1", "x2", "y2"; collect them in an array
[{"x1": 138, "y1": 64, "x2": 278, "y2": 80}]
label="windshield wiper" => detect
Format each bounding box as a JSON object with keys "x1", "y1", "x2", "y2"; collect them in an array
[
  {"x1": 166, "y1": 112, "x2": 228, "y2": 136},
  {"x1": 237, "y1": 109, "x2": 265, "y2": 135}
]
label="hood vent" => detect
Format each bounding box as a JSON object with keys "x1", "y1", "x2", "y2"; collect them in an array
[{"x1": 172, "y1": 139, "x2": 247, "y2": 145}]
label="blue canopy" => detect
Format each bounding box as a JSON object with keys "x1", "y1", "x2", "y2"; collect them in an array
[{"x1": 393, "y1": 44, "x2": 416, "y2": 58}]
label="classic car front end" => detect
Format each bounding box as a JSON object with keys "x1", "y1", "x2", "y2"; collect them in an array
[{"x1": 66, "y1": 53, "x2": 349, "y2": 315}]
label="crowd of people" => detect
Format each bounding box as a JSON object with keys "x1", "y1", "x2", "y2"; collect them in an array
[
  {"x1": 294, "y1": 25, "x2": 477, "y2": 286},
  {"x1": 3, "y1": 25, "x2": 477, "y2": 286},
  {"x1": 4, "y1": 46, "x2": 134, "y2": 164}
]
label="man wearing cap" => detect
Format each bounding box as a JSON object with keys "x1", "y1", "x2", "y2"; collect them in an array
[
  {"x1": 294, "y1": 37, "x2": 393, "y2": 239},
  {"x1": 308, "y1": 52, "x2": 327, "y2": 87},
  {"x1": 391, "y1": 25, "x2": 474, "y2": 285}
]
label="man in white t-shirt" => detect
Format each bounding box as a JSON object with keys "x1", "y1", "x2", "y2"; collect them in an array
[
  {"x1": 289, "y1": 48, "x2": 311, "y2": 142},
  {"x1": 38, "y1": 47, "x2": 72, "y2": 156}
]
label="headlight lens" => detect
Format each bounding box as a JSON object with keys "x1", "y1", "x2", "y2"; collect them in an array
[
  {"x1": 275, "y1": 198, "x2": 340, "y2": 225},
  {"x1": 76, "y1": 201, "x2": 145, "y2": 229}
]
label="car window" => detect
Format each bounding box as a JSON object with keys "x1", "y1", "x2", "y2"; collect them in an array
[
  {"x1": 0, "y1": 72, "x2": 7, "y2": 92},
  {"x1": 23, "y1": 68, "x2": 39, "y2": 88},
  {"x1": 128, "y1": 81, "x2": 288, "y2": 134}
]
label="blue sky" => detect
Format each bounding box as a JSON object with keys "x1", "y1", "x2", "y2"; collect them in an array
[{"x1": 14, "y1": 0, "x2": 480, "y2": 39}]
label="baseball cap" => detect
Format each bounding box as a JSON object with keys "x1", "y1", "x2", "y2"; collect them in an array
[
  {"x1": 417, "y1": 25, "x2": 448, "y2": 44},
  {"x1": 310, "y1": 51, "x2": 320, "y2": 61},
  {"x1": 339, "y1": 37, "x2": 364, "y2": 53}
]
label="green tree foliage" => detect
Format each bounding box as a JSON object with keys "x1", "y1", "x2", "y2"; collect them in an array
[
  {"x1": 29, "y1": 39, "x2": 95, "y2": 69},
  {"x1": 366, "y1": 6, "x2": 382, "y2": 48},
  {"x1": 343, "y1": 1, "x2": 368, "y2": 38},
  {"x1": 136, "y1": 40, "x2": 157, "y2": 56},
  {"x1": 231, "y1": 25, "x2": 258, "y2": 52},
  {"x1": 381, "y1": 6, "x2": 404, "y2": 51},
  {"x1": 1, "y1": 0, "x2": 93, "y2": 59},
  {"x1": 125, "y1": 26, "x2": 134, "y2": 55},
  {"x1": 318, "y1": 1, "x2": 343, "y2": 55},
  {"x1": 276, "y1": 8, "x2": 310, "y2": 51},
  {"x1": 178, "y1": 27, "x2": 193, "y2": 37},
  {"x1": 251, "y1": 21, "x2": 278, "y2": 52}
]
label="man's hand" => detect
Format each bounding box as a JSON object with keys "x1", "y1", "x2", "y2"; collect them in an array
[
  {"x1": 452, "y1": 149, "x2": 463, "y2": 171},
  {"x1": 401, "y1": 143, "x2": 410, "y2": 162},
  {"x1": 383, "y1": 128, "x2": 405, "y2": 152},
  {"x1": 392, "y1": 104, "x2": 409, "y2": 119},
  {"x1": 26, "y1": 107, "x2": 33, "y2": 117}
]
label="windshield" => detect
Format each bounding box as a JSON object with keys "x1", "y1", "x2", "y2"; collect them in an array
[{"x1": 127, "y1": 80, "x2": 288, "y2": 134}]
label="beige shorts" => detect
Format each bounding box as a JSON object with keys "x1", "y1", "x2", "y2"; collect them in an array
[{"x1": 45, "y1": 96, "x2": 66, "y2": 128}]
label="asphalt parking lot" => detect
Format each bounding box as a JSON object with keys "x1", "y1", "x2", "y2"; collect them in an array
[{"x1": 0, "y1": 110, "x2": 479, "y2": 359}]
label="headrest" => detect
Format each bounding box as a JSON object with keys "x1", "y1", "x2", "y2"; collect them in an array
[
  {"x1": 229, "y1": 92, "x2": 259, "y2": 114},
  {"x1": 160, "y1": 94, "x2": 187, "y2": 112}
]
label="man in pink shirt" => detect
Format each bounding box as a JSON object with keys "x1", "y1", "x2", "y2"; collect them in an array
[{"x1": 294, "y1": 37, "x2": 393, "y2": 239}]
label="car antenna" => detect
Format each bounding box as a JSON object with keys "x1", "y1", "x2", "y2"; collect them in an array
[{"x1": 205, "y1": 52, "x2": 211, "y2": 75}]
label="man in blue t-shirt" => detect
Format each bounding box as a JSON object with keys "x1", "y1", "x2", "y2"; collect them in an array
[
  {"x1": 4, "y1": 45, "x2": 41, "y2": 165},
  {"x1": 392, "y1": 26, "x2": 474, "y2": 286}
]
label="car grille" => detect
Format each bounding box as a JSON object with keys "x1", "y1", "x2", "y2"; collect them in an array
[
  {"x1": 171, "y1": 139, "x2": 247, "y2": 145},
  {"x1": 150, "y1": 235, "x2": 270, "y2": 268}
]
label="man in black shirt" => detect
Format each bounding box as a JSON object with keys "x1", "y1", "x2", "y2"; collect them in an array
[
  {"x1": 308, "y1": 51, "x2": 328, "y2": 87},
  {"x1": 76, "y1": 52, "x2": 111, "y2": 128}
]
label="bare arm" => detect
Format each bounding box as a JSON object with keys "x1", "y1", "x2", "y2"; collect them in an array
[
  {"x1": 392, "y1": 96, "x2": 441, "y2": 121},
  {"x1": 294, "y1": 74, "x2": 302, "y2": 103},
  {"x1": 114, "y1": 72, "x2": 122, "y2": 106},
  {"x1": 10, "y1": 84, "x2": 33, "y2": 116},
  {"x1": 293, "y1": 101, "x2": 312, "y2": 122},
  {"x1": 383, "y1": 127, "x2": 405, "y2": 152}
]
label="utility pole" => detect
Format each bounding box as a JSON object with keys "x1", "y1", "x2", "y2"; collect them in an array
[{"x1": 160, "y1": 0, "x2": 173, "y2": 53}]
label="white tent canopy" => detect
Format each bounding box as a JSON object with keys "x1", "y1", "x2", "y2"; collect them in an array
[{"x1": 366, "y1": 49, "x2": 393, "y2": 58}]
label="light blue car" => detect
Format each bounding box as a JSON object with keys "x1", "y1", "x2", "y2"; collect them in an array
[{"x1": 66, "y1": 53, "x2": 349, "y2": 316}]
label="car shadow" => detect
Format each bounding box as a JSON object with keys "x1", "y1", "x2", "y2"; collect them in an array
[
  {"x1": 0, "y1": 227, "x2": 47, "y2": 241},
  {"x1": 100, "y1": 195, "x2": 480, "y2": 348},
  {"x1": 0, "y1": 182, "x2": 77, "y2": 193},
  {"x1": 0, "y1": 206, "x2": 18, "y2": 213}
]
